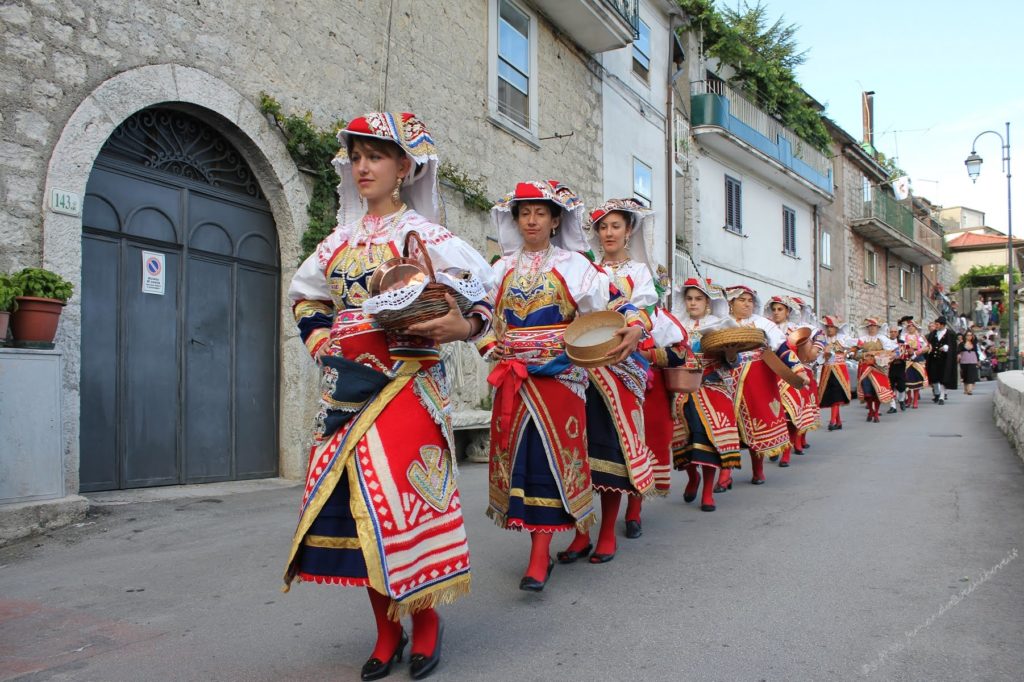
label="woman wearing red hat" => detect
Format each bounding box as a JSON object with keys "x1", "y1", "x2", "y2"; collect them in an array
[
  {"x1": 284, "y1": 112, "x2": 495, "y2": 680},
  {"x1": 673, "y1": 279, "x2": 741, "y2": 511},
  {"x1": 482, "y1": 181, "x2": 643, "y2": 590},
  {"x1": 817, "y1": 316, "x2": 854, "y2": 429},
  {"x1": 855, "y1": 318, "x2": 898, "y2": 422},
  {"x1": 555, "y1": 198, "x2": 678, "y2": 560},
  {"x1": 724, "y1": 285, "x2": 799, "y2": 485},
  {"x1": 764, "y1": 295, "x2": 814, "y2": 466}
]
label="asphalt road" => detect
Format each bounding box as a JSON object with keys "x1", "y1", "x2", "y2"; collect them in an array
[{"x1": 2, "y1": 380, "x2": 1023, "y2": 681}]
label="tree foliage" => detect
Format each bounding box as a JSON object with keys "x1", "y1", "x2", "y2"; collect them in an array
[
  {"x1": 953, "y1": 264, "x2": 1020, "y2": 292},
  {"x1": 677, "y1": 0, "x2": 830, "y2": 152}
]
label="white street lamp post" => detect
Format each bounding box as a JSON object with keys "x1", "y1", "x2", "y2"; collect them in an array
[{"x1": 965, "y1": 122, "x2": 1014, "y2": 368}]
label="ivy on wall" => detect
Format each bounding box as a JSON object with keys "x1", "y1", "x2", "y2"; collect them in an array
[
  {"x1": 259, "y1": 94, "x2": 493, "y2": 260},
  {"x1": 677, "y1": 0, "x2": 831, "y2": 153}
]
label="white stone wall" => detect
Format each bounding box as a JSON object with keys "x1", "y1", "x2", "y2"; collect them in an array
[
  {"x1": 994, "y1": 371, "x2": 1024, "y2": 465},
  {"x1": 0, "y1": 0, "x2": 604, "y2": 489}
]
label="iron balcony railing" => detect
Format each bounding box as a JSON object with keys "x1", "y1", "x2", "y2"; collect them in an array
[
  {"x1": 691, "y1": 79, "x2": 832, "y2": 179},
  {"x1": 602, "y1": 0, "x2": 639, "y2": 35},
  {"x1": 857, "y1": 191, "x2": 915, "y2": 240}
]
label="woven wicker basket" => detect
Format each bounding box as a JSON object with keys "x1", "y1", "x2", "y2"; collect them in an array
[
  {"x1": 700, "y1": 326, "x2": 765, "y2": 356},
  {"x1": 373, "y1": 231, "x2": 473, "y2": 331}
]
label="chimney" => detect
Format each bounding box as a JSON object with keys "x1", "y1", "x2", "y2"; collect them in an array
[{"x1": 862, "y1": 91, "x2": 875, "y2": 150}]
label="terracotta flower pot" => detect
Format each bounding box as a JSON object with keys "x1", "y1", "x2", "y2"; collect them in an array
[{"x1": 11, "y1": 296, "x2": 66, "y2": 344}]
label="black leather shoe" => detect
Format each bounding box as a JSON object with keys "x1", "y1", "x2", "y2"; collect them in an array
[
  {"x1": 834, "y1": 423, "x2": 842, "y2": 430},
  {"x1": 887, "y1": 406, "x2": 898, "y2": 414},
  {"x1": 409, "y1": 620, "x2": 444, "y2": 680},
  {"x1": 932, "y1": 396, "x2": 939, "y2": 403},
  {"x1": 624, "y1": 520, "x2": 642, "y2": 539},
  {"x1": 683, "y1": 491, "x2": 697, "y2": 503},
  {"x1": 519, "y1": 559, "x2": 554, "y2": 592},
  {"x1": 751, "y1": 478, "x2": 766, "y2": 485},
  {"x1": 872, "y1": 416, "x2": 880, "y2": 423},
  {"x1": 768, "y1": 454, "x2": 780, "y2": 462},
  {"x1": 778, "y1": 461, "x2": 790, "y2": 468},
  {"x1": 589, "y1": 551, "x2": 615, "y2": 564},
  {"x1": 361, "y1": 630, "x2": 408, "y2": 681},
  {"x1": 827, "y1": 423, "x2": 836, "y2": 431},
  {"x1": 713, "y1": 481, "x2": 733, "y2": 493},
  {"x1": 793, "y1": 448, "x2": 804, "y2": 456},
  {"x1": 700, "y1": 503, "x2": 715, "y2": 512},
  {"x1": 556, "y1": 544, "x2": 592, "y2": 564},
  {"x1": 938, "y1": 398, "x2": 945, "y2": 405}
]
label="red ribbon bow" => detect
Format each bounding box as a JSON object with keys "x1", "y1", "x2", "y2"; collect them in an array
[{"x1": 487, "y1": 359, "x2": 529, "y2": 443}]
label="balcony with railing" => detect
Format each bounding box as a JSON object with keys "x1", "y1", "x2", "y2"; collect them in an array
[
  {"x1": 690, "y1": 80, "x2": 833, "y2": 201},
  {"x1": 850, "y1": 191, "x2": 943, "y2": 265},
  {"x1": 530, "y1": 0, "x2": 638, "y2": 54}
]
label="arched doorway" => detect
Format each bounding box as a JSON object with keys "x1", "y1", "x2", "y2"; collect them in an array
[{"x1": 79, "y1": 107, "x2": 280, "y2": 491}]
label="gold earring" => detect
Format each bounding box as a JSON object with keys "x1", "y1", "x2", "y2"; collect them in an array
[{"x1": 392, "y1": 177, "x2": 403, "y2": 203}]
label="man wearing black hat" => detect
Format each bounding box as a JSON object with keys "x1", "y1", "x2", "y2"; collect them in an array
[{"x1": 926, "y1": 316, "x2": 958, "y2": 404}]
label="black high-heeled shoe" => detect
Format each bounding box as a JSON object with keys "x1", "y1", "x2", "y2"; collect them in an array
[
  {"x1": 519, "y1": 558, "x2": 554, "y2": 592},
  {"x1": 409, "y1": 619, "x2": 444, "y2": 680},
  {"x1": 556, "y1": 543, "x2": 592, "y2": 564},
  {"x1": 361, "y1": 629, "x2": 408, "y2": 681},
  {"x1": 624, "y1": 519, "x2": 642, "y2": 539},
  {"x1": 700, "y1": 503, "x2": 715, "y2": 512},
  {"x1": 589, "y1": 550, "x2": 615, "y2": 564}
]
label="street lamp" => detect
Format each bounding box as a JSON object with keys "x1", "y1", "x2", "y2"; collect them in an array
[{"x1": 965, "y1": 122, "x2": 1014, "y2": 368}]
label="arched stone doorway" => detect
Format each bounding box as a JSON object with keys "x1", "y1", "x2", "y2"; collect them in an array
[
  {"x1": 79, "y1": 108, "x2": 280, "y2": 490},
  {"x1": 41, "y1": 65, "x2": 313, "y2": 495}
]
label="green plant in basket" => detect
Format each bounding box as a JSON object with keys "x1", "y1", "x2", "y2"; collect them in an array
[
  {"x1": 0, "y1": 274, "x2": 19, "y2": 312},
  {"x1": 11, "y1": 268, "x2": 74, "y2": 302}
]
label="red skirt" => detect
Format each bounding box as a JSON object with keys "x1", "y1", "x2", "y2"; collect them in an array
[
  {"x1": 731, "y1": 353, "x2": 790, "y2": 459},
  {"x1": 643, "y1": 368, "x2": 674, "y2": 494}
]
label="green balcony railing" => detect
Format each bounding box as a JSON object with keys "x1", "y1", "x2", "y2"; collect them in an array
[{"x1": 859, "y1": 191, "x2": 915, "y2": 240}]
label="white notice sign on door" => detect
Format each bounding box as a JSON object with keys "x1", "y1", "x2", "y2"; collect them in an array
[{"x1": 141, "y1": 251, "x2": 165, "y2": 295}]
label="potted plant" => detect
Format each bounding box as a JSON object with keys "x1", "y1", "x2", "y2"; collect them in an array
[
  {"x1": 0, "y1": 274, "x2": 17, "y2": 345},
  {"x1": 10, "y1": 267, "x2": 74, "y2": 346}
]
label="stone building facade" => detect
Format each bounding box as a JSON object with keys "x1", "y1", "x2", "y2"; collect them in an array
[{"x1": 0, "y1": 0, "x2": 624, "y2": 507}]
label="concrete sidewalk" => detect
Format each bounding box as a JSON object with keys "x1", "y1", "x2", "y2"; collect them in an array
[{"x1": 2, "y1": 381, "x2": 1023, "y2": 681}]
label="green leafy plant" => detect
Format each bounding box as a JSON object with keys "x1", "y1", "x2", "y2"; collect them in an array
[
  {"x1": 0, "y1": 274, "x2": 18, "y2": 312},
  {"x1": 678, "y1": 0, "x2": 830, "y2": 152},
  {"x1": 438, "y1": 161, "x2": 493, "y2": 212},
  {"x1": 11, "y1": 268, "x2": 73, "y2": 302},
  {"x1": 952, "y1": 264, "x2": 1020, "y2": 292}
]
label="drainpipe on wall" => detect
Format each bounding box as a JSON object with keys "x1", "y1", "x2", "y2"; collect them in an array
[
  {"x1": 665, "y1": 15, "x2": 684, "y2": 301},
  {"x1": 813, "y1": 204, "x2": 820, "y2": 317}
]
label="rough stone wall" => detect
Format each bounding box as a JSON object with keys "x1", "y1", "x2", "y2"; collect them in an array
[
  {"x1": 0, "y1": 0, "x2": 603, "y2": 486},
  {"x1": 1, "y1": 0, "x2": 602, "y2": 273},
  {"x1": 994, "y1": 371, "x2": 1024, "y2": 465}
]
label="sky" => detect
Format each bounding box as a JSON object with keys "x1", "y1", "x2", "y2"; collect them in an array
[{"x1": 755, "y1": 0, "x2": 1023, "y2": 234}]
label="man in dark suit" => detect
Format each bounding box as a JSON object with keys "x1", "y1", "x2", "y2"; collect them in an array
[{"x1": 926, "y1": 316, "x2": 958, "y2": 404}]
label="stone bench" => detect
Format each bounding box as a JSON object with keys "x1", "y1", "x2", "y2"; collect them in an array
[
  {"x1": 993, "y1": 371, "x2": 1024, "y2": 465},
  {"x1": 451, "y1": 409, "x2": 492, "y2": 463}
]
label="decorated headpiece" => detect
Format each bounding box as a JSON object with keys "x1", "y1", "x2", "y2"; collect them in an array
[
  {"x1": 863, "y1": 317, "x2": 882, "y2": 328},
  {"x1": 725, "y1": 284, "x2": 762, "y2": 313},
  {"x1": 820, "y1": 315, "x2": 842, "y2": 329},
  {"x1": 679, "y1": 277, "x2": 728, "y2": 317},
  {"x1": 491, "y1": 180, "x2": 588, "y2": 255},
  {"x1": 792, "y1": 296, "x2": 817, "y2": 327},
  {"x1": 763, "y1": 295, "x2": 800, "y2": 321},
  {"x1": 587, "y1": 198, "x2": 655, "y2": 272},
  {"x1": 333, "y1": 112, "x2": 441, "y2": 224},
  {"x1": 859, "y1": 317, "x2": 889, "y2": 336}
]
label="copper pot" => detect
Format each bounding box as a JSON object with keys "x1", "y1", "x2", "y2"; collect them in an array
[{"x1": 663, "y1": 367, "x2": 701, "y2": 393}]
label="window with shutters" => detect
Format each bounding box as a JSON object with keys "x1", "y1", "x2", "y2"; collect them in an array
[
  {"x1": 724, "y1": 175, "x2": 742, "y2": 233},
  {"x1": 865, "y1": 247, "x2": 877, "y2": 285},
  {"x1": 782, "y1": 206, "x2": 797, "y2": 256}
]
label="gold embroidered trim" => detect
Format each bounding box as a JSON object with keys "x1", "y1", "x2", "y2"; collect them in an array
[
  {"x1": 589, "y1": 458, "x2": 629, "y2": 476},
  {"x1": 304, "y1": 534, "x2": 361, "y2": 549}
]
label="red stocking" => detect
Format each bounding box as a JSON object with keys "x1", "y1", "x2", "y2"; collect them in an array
[
  {"x1": 830, "y1": 404, "x2": 841, "y2": 425},
  {"x1": 800, "y1": 431, "x2": 809, "y2": 450},
  {"x1": 751, "y1": 453, "x2": 766, "y2": 483},
  {"x1": 718, "y1": 467, "x2": 733, "y2": 489},
  {"x1": 787, "y1": 422, "x2": 800, "y2": 453},
  {"x1": 367, "y1": 587, "x2": 403, "y2": 662},
  {"x1": 526, "y1": 531, "x2": 553, "y2": 581},
  {"x1": 780, "y1": 445, "x2": 791, "y2": 465},
  {"x1": 701, "y1": 465, "x2": 716, "y2": 510},
  {"x1": 594, "y1": 491, "x2": 621, "y2": 556},
  {"x1": 684, "y1": 464, "x2": 700, "y2": 501},
  {"x1": 563, "y1": 528, "x2": 591, "y2": 554},
  {"x1": 624, "y1": 494, "x2": 642, "y2": 522},
  {"x1": 411, "y1": 607, "x2": 439, "y2": 657}
]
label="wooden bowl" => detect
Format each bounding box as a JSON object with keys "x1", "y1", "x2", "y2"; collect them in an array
[{"x1": 564, "y1": 311, "x2": 626, "y2": 367}]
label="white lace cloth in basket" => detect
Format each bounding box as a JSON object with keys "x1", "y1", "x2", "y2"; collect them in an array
[{"x1": 362, "y1": 270, "x2": 487, "y2": 315}]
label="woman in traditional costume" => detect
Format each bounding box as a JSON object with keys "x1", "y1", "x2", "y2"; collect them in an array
[
  {"x1": 764, "y1": 295, "x2": 814, "y2": 464},
  {"x1": 791, "y1": 297, "x2": 823, "y2": 450},
  {"x1": 902, "y1": 319, "x2": 931, "y2": 408},
  {"x1": 817, "y1": 316, "x2": 854, "y2": 430},
  {"x1": 724, "y1": 285, "x2": 799, "y2": 484},
  {"x1": 483, "y1": 181, "x2": 643, "y2": 589},
  {"x1": 673, "y1": 278, "x2": 742, "y2": 510},
  {"x1": 562, "y1": 198, "x2": 674, "y2": 549},
  {"x1": 855, "y1": 318, "x2": 897, "y2": 423},
  {"x1": 285, "y1": 113, "x2": 495, "y2": 680}
]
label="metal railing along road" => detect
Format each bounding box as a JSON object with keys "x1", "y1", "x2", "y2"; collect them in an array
[{"x1": 690, "y1": 79, "x2": 832, "y2": 179}]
